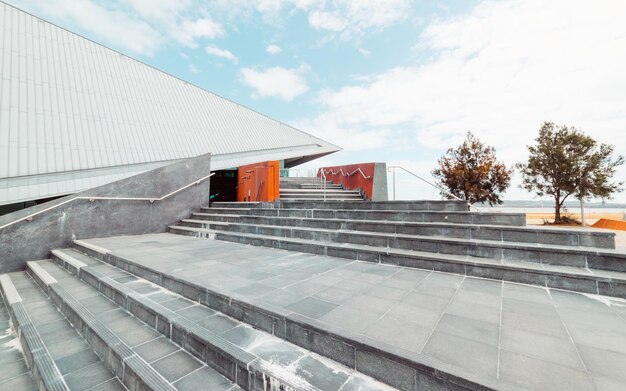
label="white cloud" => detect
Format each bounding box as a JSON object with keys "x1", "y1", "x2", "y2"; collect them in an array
[
  {"x1": 174, "y1": 18, "x2": 224, "y2": 48},
  {"x1": 298, "y1": 0, "x2": 626, "y2": 199},
  {"x1": 309, "y1": 11, "x2": 347, "y2": 32},
  {"x1": 240, "y1": 65, "x2": 309, "y2": 101},
  {"x1": 10, "y1": 0, "x2": 225, "y2": 55},
  {"x1": 357, "y1": 48, "x2": 371, "y2": 56},
  {"x1": 266, "y1": 44, "x2": 283, "y2": 55},
  {"x1": 188, "y1": 64, "x2": 200, "y2": 73},
  {"x1": 308, "y1": 0, "x2": 411, "y2": 38},
  {"x1": 205, "y1": 46, "x2": 238, "y2": 63}
]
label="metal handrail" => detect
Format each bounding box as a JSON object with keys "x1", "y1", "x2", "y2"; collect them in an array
[
  {"x1": 319, "y1": 169, "x2": 327, "y2": 201},
  {"x1": 347, "y1": 168, "x2": 371, "y2": 179},
  {"x1": 0, "y1": 172, "x2": 215, "y2": 230},
  {"x1": 387, "y1": 166, "x2": 481, "y2": 211},
  {"x1": 322, "y1": 168, "x2": 371, "y2": 180}
]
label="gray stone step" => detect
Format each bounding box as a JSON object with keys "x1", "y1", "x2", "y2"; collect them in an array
[
  {"x1": 279, "y1": 177, "x2": 327, "y2": 183},
  {"x1": 203, "y1": 206, "x2": 526, "y2": 226},
  {"x1": 25, "y1": 260, "x2": 239, "y2": 391},
  {"x1": 190, "y1": 212, "x2": 615, "y2": 249},
  {"x1": 168, "y1": 225, "x2": 626, "y2": 300},
  {"x1": 70, "y1": 239, "x2": 517, "y2": 391},
  {"x1": 280, "y1": 184, "x2": 344, "y2": 189},
  {"x1": 0, "y1": 286, "x2": 36, "y2": 390},
  {"x1": 48, "y1": 248, "x2": 398, "y2": 391},
  {"x1": 0, "y1": 271, "x2": 125, "y2": 391},
  {"x1": 280, "y1": 189, "x2": 361, "y2": 194},
  {"x1": 280, "y1": 195, "x2": 364, "y2": 200},
  {"x1": 279, "y1": 197, "x2": 365, "y2": 201},
  {"x1": 178, "y1": 220, "x2": 624, "y2": 273},
  {"x1": 210, "y1": 200, "x2": 470, "y2": 211}
]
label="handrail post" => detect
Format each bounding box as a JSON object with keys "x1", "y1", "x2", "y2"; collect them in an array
[{"x1": 386, "y1": 165, "x2": 481, "y2": 212}]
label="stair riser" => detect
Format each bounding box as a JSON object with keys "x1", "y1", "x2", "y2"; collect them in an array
[
  {"x1": 280, "y1": 193, "x2": 363, "y2": 201},
  {"x1": 197, "y1": 230, "x2": 626, "y2": 300},
  {"x1": 205, "y1": 208, "x2": 526, "y2": 226},
  {"x1": 71, "y1": 242, "x2": 499, "y2": 391},
  {"x1": 190, "y1": 214, "x2": 614, "y2": 249},
  {"x1": 280, "y1": 188, "x2": 345, "y2": 193},
  {"x1": 179, "y1": 221, "x2": 621, "y2": 271},
  {"x1": 280, "y1": 192, "x2": 362, "y2": 196},
  {"x1": 47, "y1": 255, "x2": 304, "y2": 391},
  {"x1": 210, "y1": 201, "x2": 469, "y2": 211}
]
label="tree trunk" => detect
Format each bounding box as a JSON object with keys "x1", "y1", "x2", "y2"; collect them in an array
[
  {"x1": 554, "y1": 196, "x2": 561, "y2": 223},
  {"x1": 579, "y1": 197, "x2": 586, "y2": 226}
]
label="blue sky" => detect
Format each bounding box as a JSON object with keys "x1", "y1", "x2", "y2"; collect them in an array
[{"x1": 8, "y1": 0, "x2": 626, "y2": 202}]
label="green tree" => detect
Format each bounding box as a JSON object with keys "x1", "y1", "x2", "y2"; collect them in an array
[
  {"x1": 516, "y1": 122, "x2": 624, "y2": 224},
  {"x1": 432, "y1": 132, "x2": 512, "y2": 206}
]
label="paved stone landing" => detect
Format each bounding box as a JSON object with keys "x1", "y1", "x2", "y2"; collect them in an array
[{"x1": 85, "y1": 233, "x2": 626, "y2": 391}]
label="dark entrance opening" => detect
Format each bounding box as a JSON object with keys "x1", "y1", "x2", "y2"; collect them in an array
[{"x1": 209, "y1": 170, "x2": 237, "y2": 203}]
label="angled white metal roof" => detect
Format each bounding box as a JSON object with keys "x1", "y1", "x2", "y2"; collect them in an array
[{"x1": 0, "y1": 2, "x2": 340, "y2": 205}]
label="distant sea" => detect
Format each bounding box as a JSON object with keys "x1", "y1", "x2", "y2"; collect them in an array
[{"x1": 479, "y1": 200, "x2": 626, "y2": 214}]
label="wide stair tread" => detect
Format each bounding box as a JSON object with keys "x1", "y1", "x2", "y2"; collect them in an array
[
  {"x1": 0, "y1": 271, "x2": 126, "y2": 391},
  {"x1": 189, "y1": 212, "x2": 615, "y2": 249},
  {"x1": 177, "y1": 220, "x2": 625, "y2": 275},
  {"x1": 25, "y1": 259, "x2": 240, "y2": 391},
  {"x1": 202, "y1": 206, "x2": 526, "y2": 226},
  {"x1": 169, "y1": 225, "x2": 626, "y2": 295},
  {"x1": 48, "y1": 248, "x2": 396, "y2": 391},
  {"x1": 280, "y1": 189, "x2": 360, "y2": 194}
]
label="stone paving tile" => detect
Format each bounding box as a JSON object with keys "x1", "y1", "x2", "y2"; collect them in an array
[
  {"x1": 0, "y1": 358, "x2": 29, "y2": 383},
  {"x1": 176, "y1": 304, "x2": 216, "y2": 321},
  {"x1": 63, "y1": 362, "x2": 115, "y2": 391},
  {"x1": 499, "y1": 350, "x2": 594, "y2": 391},
  {"x1": 134, "y1": 337, "x2": 181, "y2": 364},
  {"x1": 196, "y1": 313, "x2": 239, "y2": 334},
  {"x1": 0, "y1": 372, "x2": 36, "y2": 390},
  {"x1": 577, "y1": 344, "x2": 626, "y2": 384},
  {"x1": 421, "y1": 330, "x2": 498, "y2": 379},
  {"x1": 500, "y1": 327, "x2": 583, "y2": 369},
  {"x1": 318, "y1": 307, "x2": 380, "y2": 334},
  {"x1": 173, "y1": 367, "x2": 235, "y2": 391},
  {"x1": 151, "y1": 350, "x2": 203, "y2": 383},
  {"x1": 47, "y1": 335, "x2": 91, "y2": 360},
  {"x1": 285, "y1": 296, "x2": 338, "y2": 319},
  {"x1": 363, "y1": 315, "x2": 431, "y2": 352},
  {"x1": 55, "y1": 348, "x2": 101, "y2": 375},
  {"x1": 85, "y1": 233, "x2": 626, "y2": 391},
  {"x1": 436, "y1": 313, "x2": 499, "y2": 347},
  {"x1": 87, "y1": 378, "x2": 127, "y2": 391}
]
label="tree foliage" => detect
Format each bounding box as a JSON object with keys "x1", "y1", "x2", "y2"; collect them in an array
[
  {"x1": 432, "y1": 132, "x2": 512, "y2": 206},
  {"x1": 516, "y1": 122, "x2": 624, "y2": 223}
]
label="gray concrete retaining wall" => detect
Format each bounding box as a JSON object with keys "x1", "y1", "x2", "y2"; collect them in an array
[
  {"x1": 0, "y1": 153, "x2": 212, "y2": 273},
  {"x1": 371, "y1": 162, "x2": 388, "y2": 201}
]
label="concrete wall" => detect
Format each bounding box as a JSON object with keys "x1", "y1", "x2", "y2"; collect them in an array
[
  {"x1": 371, "y1": 163, "x2": 388, "y2": 201},
  {"x1": 0, "y1": 153, "x2": 211, "y2": 273}
]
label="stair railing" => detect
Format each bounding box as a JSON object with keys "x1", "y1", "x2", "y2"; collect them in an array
[
  {"x1": 0, "y1": 173, "x2": 215, "y2": 230},
  {"x1": 387, "y1": 166, "x2": 481, "y2": 211},
  {"x1": 319, "y1": 169, "x2": 327, "y2": 201}
]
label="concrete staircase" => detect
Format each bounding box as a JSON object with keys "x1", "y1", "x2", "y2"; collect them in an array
[
  {"x1": 170, "y1": 200, "x2": 626, "y2": 300},
  {"x1": 0, "y1": 245, "x2": 396, "y2": 390},
  {"x1": 279, "y1": 177, "x2": 365, "y2": 201},
  {"x1": 3, "y1": 199, "x2": 626, "y2": 390}
]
